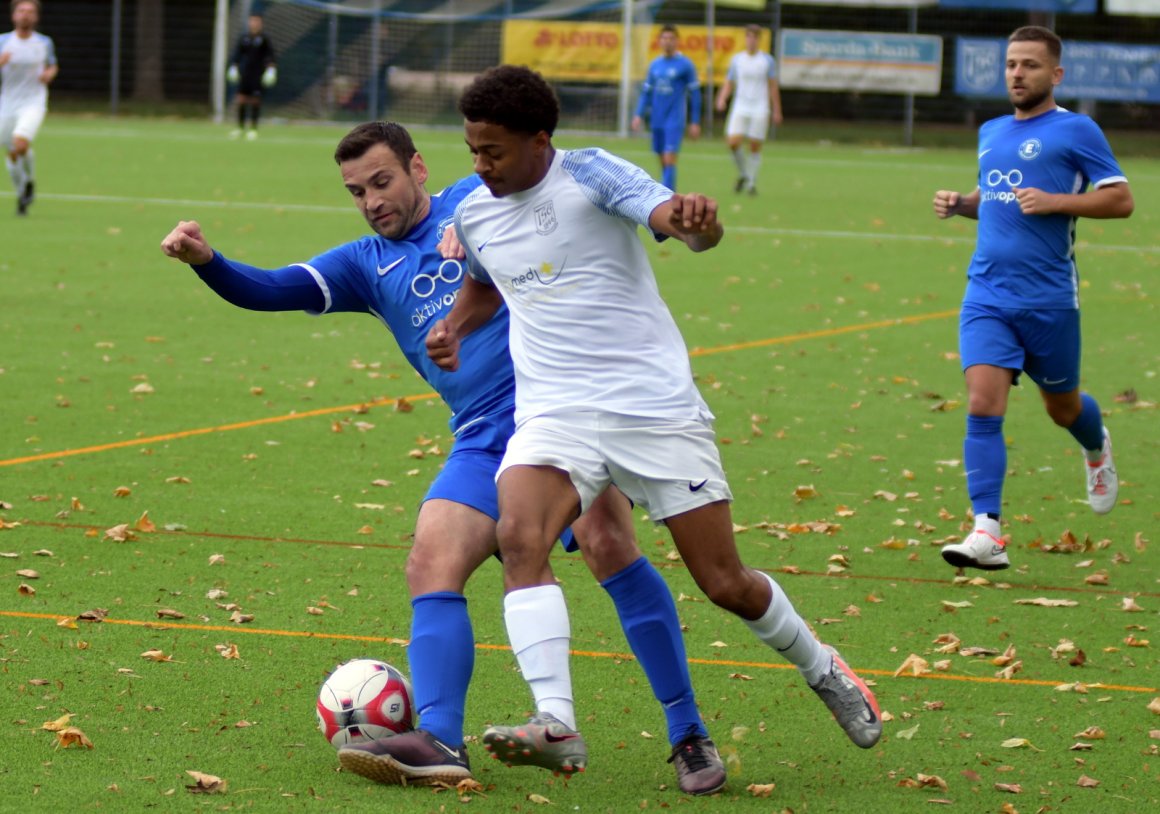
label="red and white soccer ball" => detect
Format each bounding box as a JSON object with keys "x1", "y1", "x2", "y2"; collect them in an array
[{"x1": 316, "y1": 658, "x2": 414, "y2": 748}]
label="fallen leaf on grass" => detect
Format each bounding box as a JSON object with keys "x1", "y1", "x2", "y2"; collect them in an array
[
  {"x1": 1076, "y1": 775, "x2": 1100, "y2": 788},
  {"x1": 746, "y1": 783, "x2": 776, "y2": 797},
  {"x1": 896, "y1": 723, "x2": 920, "y2": 740},
  {"x1": 1001, "y1": 738, "x2": 1043, "y2": 751},
  {"x1": 1073, "y1": 726, "x2": 1105, "y2": 739},
  {"x1": 1013, "y1": 597, "x2": 1078, "y2": 608},
  {"x1": 526, "y1": 793, "x2": 552, "y2": 804},
  {"x1": 155, "y1": 609, "x2": 184, "y2": 620},
  {"x1": 55, "y1": 726, "x2": 93, "y2": 749},
  {"x1": 230, "y1": 611, "x2": 254, "y2": 624},
  {"x1": 898, "y1": 773, "x2": 947, "y2": 791},
  {"x1": 1148, "y1": 698, "x2": 1160, "y2": 715},
  {"x1": 995, "y1": 661, "x2": 1022, "y2": 680},
  {"x1": 103, "y1": 524, "x2": 136, "y2": 542},
  {"x1": 134, "y1": 511, "x2": 156, "y2": 532},
  {"x1": 208, "y1": 554, "x2": 225, "y2": 566},
  {"x1": 1070, "y1": 742, "x2": 1094, "y2": 751},
  {"x1": 18, "y1": 583, "x2": 35, "y2": 596},
  {"x1": 16, "y1": 569, "x2": 39, "y2": 579},
  {"x1": 113, "y1": 486, "x2": 132, "y2": 497},
  {"x1": 42, "y1": 713, "x2": 74, "y2": 732},
  {"x1": 141, "y1": 649, "x2": 174, "y2": 662},
  {"x1": 992, "y1": 645, "x2": 1017, "y2": 667},
  {"x1": 793, "y1": 484, "x2": 819, "y2": 501},
  {"x1": 894, "y1": 653, "x2": 930, "y2": 677},
  {"x1": 215, "y1": 643, "x2": 240, "y2": 659},
  {"x1": 994, "y1": 783, "x2": 1023, "y2": 793},
  {"x1": 941, "y1": 600, "x2": 972, "y2": 612},
  {"x1": 185, "y1": 771, "x2": 227, "y2": 794}
]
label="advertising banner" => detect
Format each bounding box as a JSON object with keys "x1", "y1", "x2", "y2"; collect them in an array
[
  {"x1": 955, "y1": 36, "x2": 1160, "y2": 103},
  {"x1": 778, "y1": 29, "x2": 943, "y2": 95},
  {"x1": 1105, "y1": 0, "x2": 1160, "y2": 13},
  {"x1": 938, "y1": 0, "x2": 1096, "y2": 12}
]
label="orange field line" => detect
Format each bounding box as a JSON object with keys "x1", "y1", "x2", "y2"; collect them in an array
[
  {"x1": 0, "y1": 392, "x2": 442, "y2": 468},
  {"x1": 0, "y1": 309, "x2": 957, "y2": 468},
  {"x1": 2, "y1": 610, "x2": 1153, "y2": 694}
]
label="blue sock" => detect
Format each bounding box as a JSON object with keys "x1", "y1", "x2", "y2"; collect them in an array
[
  {"x1": 964, "y1": 414, "x2": 1005, "y2": 517},
  {"x1": 661, "y1": 164, "x2": 677, "y2": 190},
  {"x1": 602, "y1": 557, "x2": 706, "y2": 746},
  {"x1": 1067, "y1": 392, "x2": 1105, "y2": 452},
  {"x1": 408, "y1": 592, "x2": 472, "y2": 746}
]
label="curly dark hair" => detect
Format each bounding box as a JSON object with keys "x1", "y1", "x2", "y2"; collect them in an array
[
  {"x1": 333, "y1": 121, "x2": 418, "y2": 168},
  {"x1": 458, "y1": 66, "x2": 559, "y2": 137},
  {"x1": 1009, "y1": 25, "x2": 1062, "y2": 62}
]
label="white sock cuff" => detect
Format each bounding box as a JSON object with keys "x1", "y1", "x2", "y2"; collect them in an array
[{"x1": 504, "y1": 584, "x2": 570, "y2": 655}]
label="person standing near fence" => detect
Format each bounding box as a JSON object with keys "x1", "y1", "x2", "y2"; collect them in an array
[
  {"x1": 715, "y1": 24, "x2": 781, "y2": 196},
  {"x1": 0, "y1": 0, "x2": 57, "y2": 216},
  {"x1": 932, "y1": 26, "x2": 1133, "y2": 571},
  {"x1": 227, "y1": 13, "x2": 277, "y2": 140},
  {"x1": 631, "y1": 24, "x2": 701, "y2": 191}
]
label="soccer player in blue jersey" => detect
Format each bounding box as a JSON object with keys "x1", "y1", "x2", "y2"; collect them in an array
[
  {"x1": 160, "y1": 121, "x2": 722, "y2": 793},
  {"x1": 631, "y1": 24, "x2": 701, "y2": 191},
  {"x1": 1, "y1": 0, "x2": 57, "y2": 215},
  {"x1": 932, "y1": 26, "x2": 1133, "y2": 571}
]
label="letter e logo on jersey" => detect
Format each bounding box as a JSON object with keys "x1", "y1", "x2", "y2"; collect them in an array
[
  {"x1": 1018, "y1": 139, "x2": 1042, "y2": 161},
  {"x1": 534, "y1": 201, "x2": 558, "y2": 236}
]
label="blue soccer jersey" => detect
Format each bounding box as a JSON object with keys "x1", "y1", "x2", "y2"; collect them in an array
[
  {"x1": 297, "y1": 175, "x2": 515, "y2": 441},
  {"x1": 635, "y1": 53, "x2": 702, "y2": 129},
  {"x1": 967, "y1": 107, "x2": 1127, "y2": 310}
]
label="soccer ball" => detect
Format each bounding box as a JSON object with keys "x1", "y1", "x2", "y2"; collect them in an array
[{"x1": 316, "y1": 658, "x2": 414, "y2": 748}]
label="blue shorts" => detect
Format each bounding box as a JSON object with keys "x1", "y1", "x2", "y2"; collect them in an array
[
  {"x1": 959, "y1": 301, "x2": 1081, "y2": 393},
  {"x1": 422, "y1": 415, "x2": 578, "y2": 552},
  {"x1": 651, "y1": 124, "x2": 685, "y2": 156}
]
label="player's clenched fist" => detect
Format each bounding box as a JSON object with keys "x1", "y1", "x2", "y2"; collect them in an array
[
  {"x1": 933, "y1": 190, "x2": 961, "y2": 219},
  {"x1": 426, "y1": 319, "x2": 461, "y2": 372},
  {"x1": 161, "y1": 221, "x2": 214, "y2": 265}
]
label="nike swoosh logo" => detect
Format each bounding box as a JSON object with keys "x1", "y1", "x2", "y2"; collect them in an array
[
  {"x1": 377, "y1": 257, "x2": 405, "y2": 276},
  {"x1": 544, "y1": 731, "x2": 581, "y2": 744},
  {"x1": 978, "y1": 148, "x2": 992, "y2": 159},
  {"x1": 436, "y1": 744, "x2": 464, "y2": 759},
  {"x1": 476, "y1": 238, "x2": 492, "y2": 253},
  {"x1": 689, "y1": 479, "x2": 708, "y2": 492},
  {"x1": 1042, "y1": 377, "x2": 1067, "y2": 385}
]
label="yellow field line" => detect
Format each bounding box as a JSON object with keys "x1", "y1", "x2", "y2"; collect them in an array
[
  {"x1": 2, "y1": 610, "x2": 1153, "y2": 695},
  {"x1": 0, "y1": 309, "x2": 958, "y2": 468}
]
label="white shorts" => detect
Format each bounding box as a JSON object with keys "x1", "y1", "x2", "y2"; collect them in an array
[
  {"x1": 498, "y1": 411, "x2": 733, "y2": 521},
  {"x1": 0, "y1": 103, "x2": 46, "y2": 147},
  {"x1": 725, "y1": 107, "x2": 769, "y2": 141}
]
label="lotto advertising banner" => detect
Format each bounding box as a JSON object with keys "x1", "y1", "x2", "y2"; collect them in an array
[
  {"x1": 1106, "y1": 0, "x2": 1160, "y2": 13},
  {"x1": 502, "y1": 21, "x2": 770, "y2": 84},
  {"x1": 955, "y1": 37, "x2": 1160, "y2": 103},
  {"x1": 778, "y1": 29, "x2": 943, "y2": 95},
  {"x1": 937, "y1": 0, "x2": 1095, "y2": 11}
]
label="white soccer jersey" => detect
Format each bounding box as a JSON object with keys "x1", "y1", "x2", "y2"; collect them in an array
[
  {"x1": 455, "y1": 148, "x2": 714, "y2": 426},
  {"x1": 0, "y1": 30, "x2": 55, "y2": 111},
  {"x1": 726, "y1": 51, "x2": 776, "y2": 115}
]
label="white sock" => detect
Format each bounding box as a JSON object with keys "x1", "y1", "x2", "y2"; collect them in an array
[
  {"x1": 504, "y1": 584, "x2": 575, "y2": 730},
  {"x1": 730, "y1": 147, "x2": 746, "y2": 176},
  {"x1": 21, "y1": 149, "x2": 34, "y2": 186},
  {"x1": 5, "y1": 156, "x2": 23, "y2": 192},
  {"x1": 974, "y1": 515, "x2": 1001, "y2": 538},
  {"x1": 745, "y1": 150, "x2": 762, "y2": 185},
  {"x1": 744, "y1": 571, "x2": 831, "y2": 685}
]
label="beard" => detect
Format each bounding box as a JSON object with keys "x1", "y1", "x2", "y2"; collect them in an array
[{"x1": 1010, "y1": 85, "x2": 1052, "y2": 112}]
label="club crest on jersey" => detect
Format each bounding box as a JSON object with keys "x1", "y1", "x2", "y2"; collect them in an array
[
  {"x1": 1018, "y1": 139, "x2": 1042, "y2": 160},
  {"x1": 435, "y1": 216, "x2": 455, "y2": 243},
  {"x1": 534, "y1": 201, "x2": 558, "y2": 236}
]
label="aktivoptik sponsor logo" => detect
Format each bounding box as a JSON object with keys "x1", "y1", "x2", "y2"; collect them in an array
[
  {"x1": 410, "y1": 258, "x2": 464, "y2": 327},
  {"x1": 981, "y1": 168, "x2": 1022, "y2": 205}
]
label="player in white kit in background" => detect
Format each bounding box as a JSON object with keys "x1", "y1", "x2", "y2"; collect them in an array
[
  {"x1": 715, "y1": 24, "x2": 781, "y2": 195},
  {"x1": 0, "y1": 0, "x2": 56, "y2": 216}
]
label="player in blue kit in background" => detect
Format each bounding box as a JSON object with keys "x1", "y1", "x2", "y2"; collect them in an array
[
  {"x1": 631, "y1": 24, "x2": 701, "y2": 191},
  {"x1": 160, "y1": 121, "x2": 724, "y2": 794},
  {"x1": 932, "y1": 26, "x2": 1133, "y2": 572}
]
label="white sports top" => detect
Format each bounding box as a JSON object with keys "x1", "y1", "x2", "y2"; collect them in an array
[
  {"x1": 726, "y1": 50, "x2": 776, "y2": 114},
  {"x1": 455, "y1": 148, "x2": 714, "y2": 426},
  {"x1": 0, "y1": 31, "x2": 55, "y2": 110}
]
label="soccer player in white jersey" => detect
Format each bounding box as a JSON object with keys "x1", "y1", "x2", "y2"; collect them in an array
[
  {"x1": 427, "y1": 66, "x2": 882, "y2": 787},
  {"x1": 0, "y1": 0, "x2": 56, "y2": 215},
  {"x1": 932, "y1": 26, "x2": 1133, "y2": 572},
  {"x1": 715, "y1": 24, "x2": 781, "y2": 195}
]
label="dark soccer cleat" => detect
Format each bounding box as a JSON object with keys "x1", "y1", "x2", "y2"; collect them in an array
[
  {"x1": 17, "y1": 180, "x2": 34, "y2": 215},
  {"x1": 338, "y1": 729, "x2": 472, "y2": 786},
  {"x1": 667, "y1": 735, "x2": 726, "y2": 796},
  {"x1": 734, "y1": 176, "x2": 746, "y2": 193},
  {"x1": 810, "y1": 647, "x2": 882, "y2": 749},
  {"x1": 483, "y1": 712, "x2": 587, "y2": 776}
]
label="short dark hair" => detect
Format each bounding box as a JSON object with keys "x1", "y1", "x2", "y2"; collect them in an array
[
  {"x1": 334, "y1": 121, "x2": 417, "y2": 167},
  {"x1": 660, "y1": 24, "x2": 678, "y2": 36},
  {"x1": 1009, "y1": 26, "x2": 1062, "y2": 62},
  {"x1": 458, "y1": 66, "x2": 559, "y2": 137},
  {"x1": 745, "y1": 24, "x2": 761, "y2": 36}
]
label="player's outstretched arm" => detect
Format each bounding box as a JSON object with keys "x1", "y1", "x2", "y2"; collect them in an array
[
  {"x1": 1013, "y1": 182, "x2": 1134, "y2": 219},
  {"x1": 649, "y1": 193, "x2": 724, "y2": 253},
  {"x1": 933, "y1": 187, "x2": 980, "y2": 220},
  {"x1": 161, "y1": 220, "x2": 214, "y2": 265}
]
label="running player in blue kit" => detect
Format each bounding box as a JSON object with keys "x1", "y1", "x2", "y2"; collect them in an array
[
  {"x1": 631, "y1": 24, "x2": 701, "y2": 191},
  {"x1": 932, "y1": 26, "x2": 1134, "y2": 571},
  {"x1": 160, "y1": 121, "x2": 724, "y2": 794}
]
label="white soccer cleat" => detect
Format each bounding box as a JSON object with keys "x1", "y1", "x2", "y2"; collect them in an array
[
  {"x1": 245, "y1": 129, "x2": 259, "y2": 141},
  {"x1": 1086, "y1": 427, "x2": 1118, "y2": 515},
  {"x1": 941, "y1": 529, "x2": 1009, "y2": 571}
]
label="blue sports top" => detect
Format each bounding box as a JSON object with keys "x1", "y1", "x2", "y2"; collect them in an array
[
  {"x1": 967, "y1": 107, "x2": 1127, "y2": 310},
  {"x1": 634, "y1": 53, "x2": 702, "y2": 128},
  {"x1": 192, "y1": 175, "x2": 515, "y2": 441}
]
